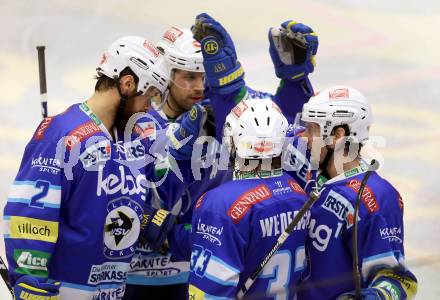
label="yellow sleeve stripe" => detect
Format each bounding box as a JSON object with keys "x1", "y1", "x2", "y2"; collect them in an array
[
  {"x1": 8, "y1": 216, "x2": 58, "y2": 243},
  {"x1": 189, "y1": 284, "x2": 206, "y2": 300}
]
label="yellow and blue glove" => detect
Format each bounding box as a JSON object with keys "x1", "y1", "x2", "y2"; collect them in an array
[
  {"x1": 140, "y1": 205, "x2": 177, "y2": 253},
  {"x1": 192, "y1": 13, "x2": 245, "y2": 94},
  {"x1": 168, "y1": 103, "x2": 206, "y2": 160},
  {"x1": 13, "y1": 276, "x2": 60, "y2": 300},
  {"x1": 269, "y1": 20, "x2": 318, "y2": 81}
]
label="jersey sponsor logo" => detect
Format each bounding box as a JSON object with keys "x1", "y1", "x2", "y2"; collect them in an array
[
  {"x1": 196, "y1": 218, "x2": 223, "y2": 246},
  {"x1": 162, "y1": 26, "x2": 184, "y2": 43},
  {"x1": 322, "y1": 190, "x2": 357, "y2": 227},
  {"x1": 143, "y1": 40, "x2": 160, "y2": 58},
  {"x1": 227, "y1": 184, "x2": 272, "y2": 223},
  {"x1": 97, "y1": 165, "x2": 147, "y2": 201},
  {"x1": 33, "y1": 117, "x2": 53, "y2": 141},
  {"x1": 272, "y1": 180, "x2": 291, "y2": 196},
  {"x1": 260, "y1": 210, "x2": 309, "y2": 238},
  {"x1": 9, "y1": 216, "x2": 58, "y2": 243},
  {"x1": 129, "y1": 253, "x2": 181, "y2": 277},
  {"x1": 288, "y1": 180, "x2": 306, "y2": 195},
  {"x1": 79, "y1": 140, "x2": 111, "y2": 168},
  {"x1": 308, "y1": 218, "x2": 333, "y2": 252},
  {"x1": 91, "y1": 285, "x2": 125, "y2": 300},
  {"x1": 123, "y1": 140, "x2": 146, "y2": 161},
  {"x1": 133, "y1": 122, "x2": 156, "y2": 140},
  {"x1": 329, "y1": 88, "x2": 349, "y2": 100},
  {"x1": 103, "y1": 197, "x2": 143, "y2": 259},
  {"x1": 218, "y1": 65, "x2": 244, "y2": 86},
  {"x1": 87, "y1": 262, "x2": 128, "y2": 285},
  {"x1": 65, "y1": 121, "x2": 101, "y2": 150},
  {"x1": 14, "y1": 249, "x2": 50, "y2": 277},
  {"x1": 195, "y1": 193, "x2": 206, "y2": 210},
  {"x1": 31, "y1": 154, "x2": 61, "y2": 175},
  {"x1": 346, "y1": 179, "x2": 379, "y2": 213},
  {"x1": 379, "y1": 226, "x2": 403, "y2": 244}
]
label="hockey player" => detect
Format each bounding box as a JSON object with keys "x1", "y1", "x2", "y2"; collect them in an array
[
  {"x1": 188, "y1": 97, "x2": 310, "y2": 299},
  {"x1": 294, "y1": 86, "x2": 417, "y2": 299},
  {"x1": 123, "y1": 26, "x2": 213, "y2": 299},
  {"x1": 3, "y1": 36, "x2": 173, "y2": 300}
]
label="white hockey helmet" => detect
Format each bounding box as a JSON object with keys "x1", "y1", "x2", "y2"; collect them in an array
[
  {"x1": 96, "y1": 36, "x2": 169, "y2": 95},
  {"x1": 157, "y1": 26, "x2": 204, "y2": 74},
  {"x1": 301, "y1": 85, "x2": 372, "y2": 143},
  {"x1": 224, "y1": 98, "x2": 288, "y2": 159}
]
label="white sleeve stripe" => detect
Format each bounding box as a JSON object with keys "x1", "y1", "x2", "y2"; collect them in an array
[
  {"x1": 205, "y1": 256, "x2": 240, "y2": 284},
  {"x1": 9, "y1": 183, "x2": 61, "y2": 206},
  {"x1": 362, "y1": 251, "x2": 399, "y2": 279}
]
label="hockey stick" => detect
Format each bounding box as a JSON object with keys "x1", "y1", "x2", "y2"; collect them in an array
[
  {"x1": 36, "y1": 46, "x2": 48, "y2": 119},
  {"x1": 352, "y1": 159, "x2": 378, "y2": 299},
  {"x1": 0, "y1": 254, "x2": 13, "y2": 296},
  {"x1": 237, "y1": 189, "x2": 320, "y2": 299}
]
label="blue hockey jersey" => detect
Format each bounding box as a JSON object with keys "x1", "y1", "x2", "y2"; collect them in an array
[
  {"x1": 298, "y1": 167, "x2": 416, "y2": 299},
  {"x1": 188, "y1": 172, "x2": 310, "y2": 299},
  {"x1": 4, "y1": 103, "x2": 150, "y2": 300}
]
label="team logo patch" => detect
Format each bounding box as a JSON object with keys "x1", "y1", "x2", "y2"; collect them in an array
[
  {"x1": 103, "y1": 197, "x2": 143, "y2": 259},
  {"x1": 143, "y1": 40, "x2": 160, "y2": 58},
  {"x1": 329, "y1": 88, "x2": 349, "y2": 100},
  {"x1": 163, "y1": 26, "x2": 184, "y2": 43},
  {"x1": 227, "y1": 185, "x2": 272, "y2": 223},
  {"x1": 203, "y1": 39, "x2": 218, "y2": 55},
  {"x1": 346, "y1": 179, "x2": 379, "y2": 213},
  {"x1": 133, "y1": 122, "x2": 156, "y2": 140},
  {"x1": 288, "y1": 180, "x2": 306, "y2": 195},
  {"x1": 231, "y1": 101, "x2": 248, "y2": 119},
  {"x1": 189, "y1": 106, "x2": 198, "y2": 121},
  {"x1": 99, "y1": 53, "x2": 107, "y2": 65}
]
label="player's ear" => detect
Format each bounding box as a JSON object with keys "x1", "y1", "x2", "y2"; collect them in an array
[
  {"x1": 334, "y1": 127, "x2": 346, "y2": 139},
  {"x1": 119, "y1": 74, "x2": 136, "y2": 94}
]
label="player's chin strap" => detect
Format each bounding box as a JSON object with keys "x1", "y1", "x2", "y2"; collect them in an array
[
  {"x1": 352, "y1": 159, "x2": 379, "y2": 299},
  {"x1": 237, "y1": 188, "x2": 321, "y2": 299}
]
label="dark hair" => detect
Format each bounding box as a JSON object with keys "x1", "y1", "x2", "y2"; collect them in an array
[
  {"x1": 94, "y1": 67, "x2": 139, "y2": 92},
  {"x1": 332, "y1": 124, "x2": 363, "y2": 154}
]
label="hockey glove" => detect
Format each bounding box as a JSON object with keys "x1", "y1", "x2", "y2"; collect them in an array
[
  {"x1": 336, "y1": 287, "x2": 392, "y2": 300},
  {"x1": 13, "y1": 276, "x2": 60, "y2": 300},
  {"x1": 140, "y1": 205, "x2": 177, "y2": 252},
  {"x1": 168, "y1": 103, "x2": 206, "y2": 160},
  {"x1": 269, "y1": 20, "x2": 318, "y2": 81},
  {"x1": 192, "y1": 13, "x2": 245, "y2": 94}
]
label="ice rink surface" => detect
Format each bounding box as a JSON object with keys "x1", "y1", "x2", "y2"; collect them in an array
[{"x1": 0, "y1": 0, "x2": 439, "y2": 298}]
